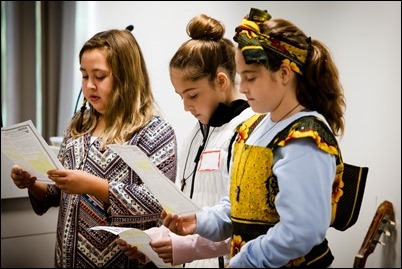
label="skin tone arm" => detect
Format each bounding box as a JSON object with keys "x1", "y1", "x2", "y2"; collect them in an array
[
  {"x1": 10, "y1": 164, "x2": 110, "y2": 204},
  {"x1": 10, "y1": 165, "x2": 48, "y2": 200}
]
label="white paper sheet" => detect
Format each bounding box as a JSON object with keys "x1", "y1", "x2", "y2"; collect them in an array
[
  {"x1": 89, "y1": 226, "x2": 182, "y2": 268},
  {"x1": 108, "y1": 144, "x2": 201, "y2": 216},
  {"x1": 1, "y1": 120, "x2": 64, "y2": 184}
]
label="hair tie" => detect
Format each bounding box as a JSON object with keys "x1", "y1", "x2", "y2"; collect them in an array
[{"x1": 77, "y1": 99, "x2": 87, "y2": 132}]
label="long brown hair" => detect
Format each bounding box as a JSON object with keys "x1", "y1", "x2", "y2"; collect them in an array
[
  {"x1": 259, "y1": 19, "x2": 345, "y2": 136},
  {"x1": 70, "y1": 29, "x2": 158, "y2": 148}
]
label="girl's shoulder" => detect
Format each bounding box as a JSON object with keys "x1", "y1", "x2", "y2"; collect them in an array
[
  {"x1": 128, "y1": 115, "x2": 176, "y2": 146},
  {"x1": 146, "y1": 115, "x2": 175, "y2": 131}
]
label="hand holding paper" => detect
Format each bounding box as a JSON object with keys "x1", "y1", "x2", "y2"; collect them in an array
[
  {"x1": 90, "y1": 226, "x2": 181, "y2": 268},
  {"x1": 1, "y1": 120, "x2": 64, "y2": 184}
]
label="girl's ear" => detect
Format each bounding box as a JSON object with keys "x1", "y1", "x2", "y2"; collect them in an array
[
  {"x1": 279, "y1": 61, "x2": 293, "y2": 85},
  {"x1": 216, "y1": 71, "x2": 229, "y2": 91}
]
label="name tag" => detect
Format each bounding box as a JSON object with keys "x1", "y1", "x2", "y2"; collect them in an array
[{"x1": 198, "y1": 150, "x2": 221, "y2": 171}]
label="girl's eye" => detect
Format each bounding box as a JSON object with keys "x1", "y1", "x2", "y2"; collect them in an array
[
  {"x1": 82, "y1": 76, "x2": 88, "y2": 79},
  {"x1": 240, "y1": 74, "x2": 256, "y2": 82},
  {"x1": 188, "y1": 94, "x2": 198, "y2": 99}
]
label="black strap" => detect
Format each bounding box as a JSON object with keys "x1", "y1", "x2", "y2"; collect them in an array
[
  {"x1": 218, "y1": 256, "x2": 224, "y2": 268},
  {"x1": 226, "y1": 132, "x2": 238, "y2": 172}
]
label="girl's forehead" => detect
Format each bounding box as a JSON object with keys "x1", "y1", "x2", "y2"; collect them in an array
[{"x1": 80, "y1": 50, "x2": 110, "y2": 72}]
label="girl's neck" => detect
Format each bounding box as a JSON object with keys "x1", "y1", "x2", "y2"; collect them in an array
[
  {"x1": 93, "y1": 116, "x2": 105, "y2": 136},
  {"x1": 271, "y1": 102, "x2": 303, "y2": 122}
]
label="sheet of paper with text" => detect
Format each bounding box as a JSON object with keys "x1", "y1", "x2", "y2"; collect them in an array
[
  {"x1": 108, "y1": 144, "x2": 201, "y2": 216},
  {"x1": 1, "y1": 120, "x2": 63, "y2": 184}
]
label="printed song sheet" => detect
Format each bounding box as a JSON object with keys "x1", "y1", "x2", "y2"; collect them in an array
[
  {"x1": 90, "y1": 226, "x2": 182, "y2": 268},
  {"x1": 108, "y1": 144, "x2": 201, "y2": 216},
  {"x1": 1, "y1": 120, "x2": 64, "y2": 184}
]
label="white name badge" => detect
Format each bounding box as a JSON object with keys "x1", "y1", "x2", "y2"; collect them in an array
[{"x1": 198, "y1": 150, "x2": 221, "y2": 171}]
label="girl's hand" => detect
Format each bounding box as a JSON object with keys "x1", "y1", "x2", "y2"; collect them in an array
[
  {"x1": 116, "y1": 238, "x2": 147, "y2": 263},
  {"x1": 149, "y1": 235, "x2": 173, "y2": 264},
  {"x1": 47, "y1": 169, "x2": 96, "y2": 194},
  {"x1": 10, "y1": 165, "x2": 37, "y2": 189},
  {"x1": 161, "y1": 209, "x2": 197, "y2": 236}
]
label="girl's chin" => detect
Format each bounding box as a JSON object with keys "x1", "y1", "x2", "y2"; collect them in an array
[{"x1": 249, "y1": 106, "x2": 266, "y2": 114}]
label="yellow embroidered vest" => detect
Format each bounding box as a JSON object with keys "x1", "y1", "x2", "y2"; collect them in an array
[{"x1": 230, "y1": 114, "x2": 342, "y2": 267}]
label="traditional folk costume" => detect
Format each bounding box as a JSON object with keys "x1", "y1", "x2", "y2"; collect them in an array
[
  {"x1": 196, "y1": 111, "x2": 344, "y2": 268},
  {"x1": 194, "y1": 8, "x2": 346, "y2": 268}
]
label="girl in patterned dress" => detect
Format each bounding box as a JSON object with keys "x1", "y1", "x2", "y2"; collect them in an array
[{"x1": 10, "y1": 28, "x2": 177, "y2": 268}]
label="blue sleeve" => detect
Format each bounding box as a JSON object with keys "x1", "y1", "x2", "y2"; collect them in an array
[{"x1": 195, "y1": 196, "x2": 233, "y2": 241}]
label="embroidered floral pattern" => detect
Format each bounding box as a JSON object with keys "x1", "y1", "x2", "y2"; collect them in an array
[
  {"x1": 283, "y1": 59, "x2": 302, "y2": 75},
  {"x1": 237, "y1": 124, "x2": 249, "y2": 143},
  {"x1": 230, "y1": 234, "x2": 246, "y2": 257},
  {"x1": 278, "y1": 129, "x2": 339, "y2": 156},
  {"x1": 235, "y1": 114, "x2": 265, "y2": 144}
]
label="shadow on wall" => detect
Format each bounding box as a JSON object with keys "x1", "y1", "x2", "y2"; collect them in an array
[{"x1": 1, "y1": 198, "x2": 58, "y2": 268}]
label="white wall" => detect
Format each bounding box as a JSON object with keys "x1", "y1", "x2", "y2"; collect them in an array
[{"x1": 3, "y1": 1, "x2": 398, "y2": 268}]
